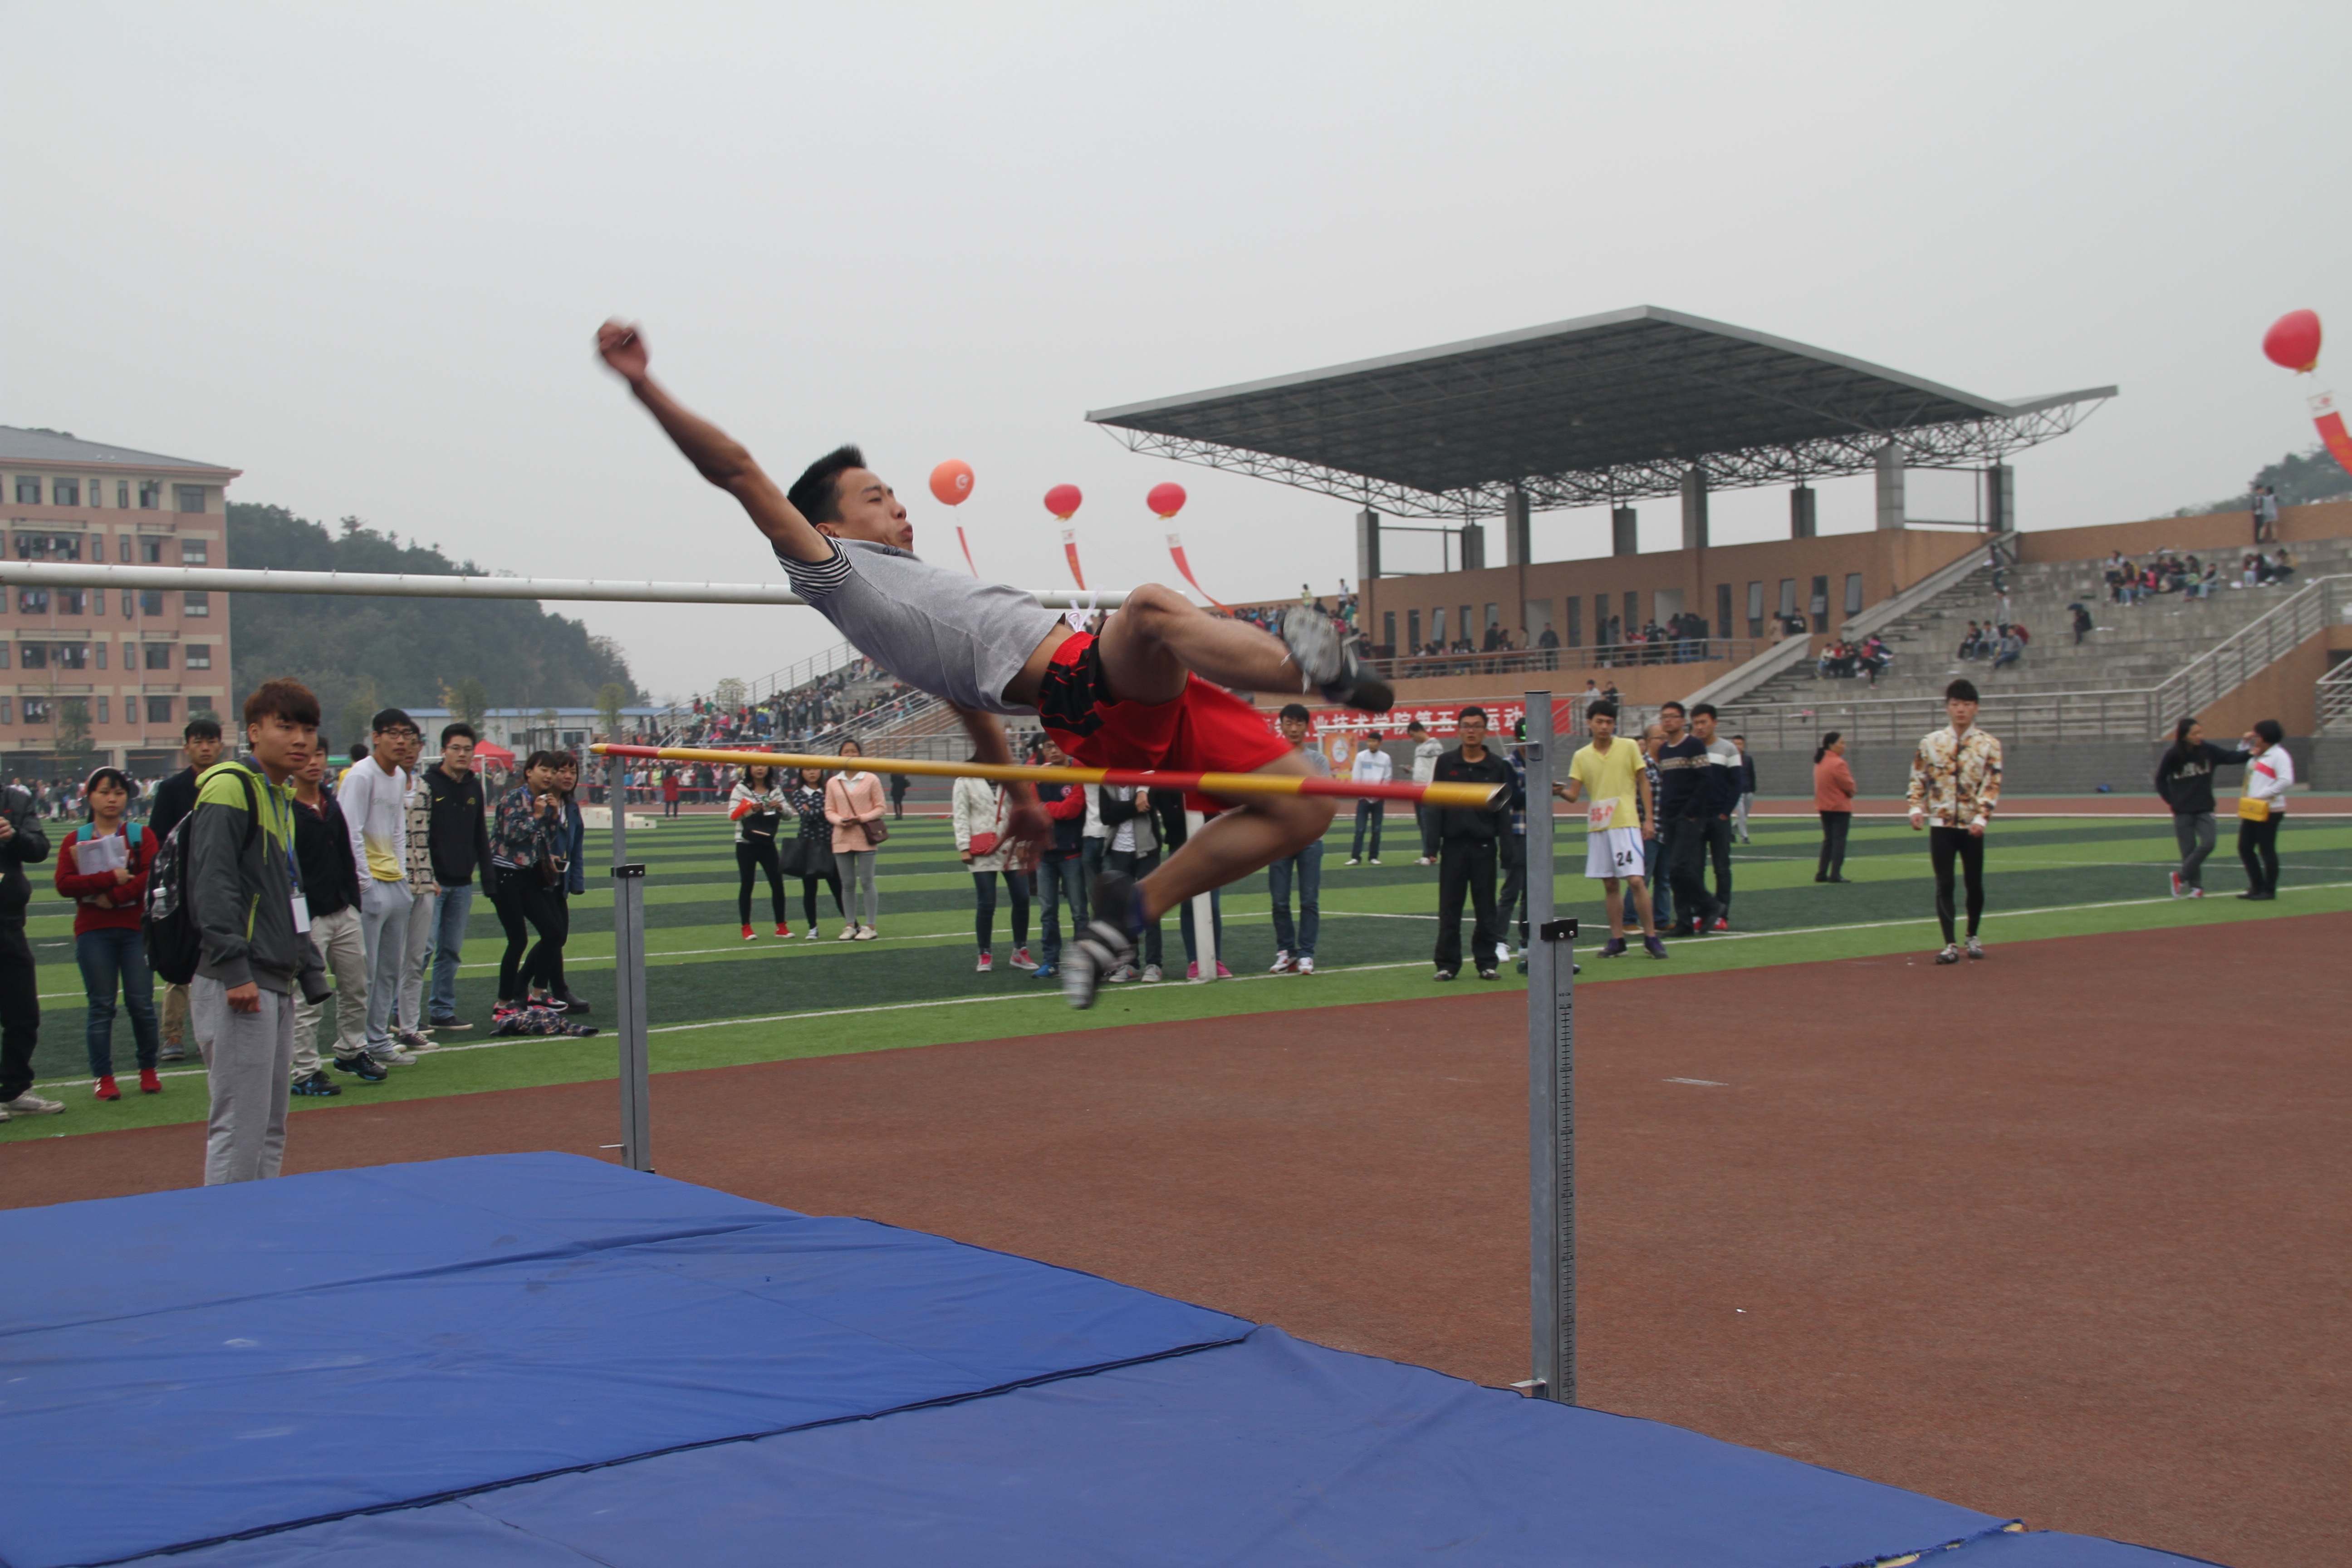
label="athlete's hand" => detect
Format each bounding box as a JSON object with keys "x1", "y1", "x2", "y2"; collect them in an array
[
  {"x1": 1005, "y1": 800, "x2": 1050, "y2": 851},
  {"x1": 597, "y1": 320, "x2": 649, "y2": 382}
]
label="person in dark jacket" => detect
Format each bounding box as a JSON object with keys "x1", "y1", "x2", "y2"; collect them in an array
[
  {"x1": 1654, "y1": 702, "x2": 1728, "y2": 936},
  {"x1": 1030, "y1": 740, "x2": 1089, "y2": 981},
  {"x1": 2154, "y1": 717, "x2": 2251, "y2": 899},
  {"x1": 1431, "y1": 707, "x2": 1514, "y2": 981},
  {"x1": 147, "y1": 714, "x2": 224, "y2": 1064},
  {"x1": 421, "y1": 725, "x2": 495, "y2": 1029},
  {"x1": 190, "y1": 681, "x2": 329, "y2": 1184},
  {"x1": 0, "y1": 778, "x2": 56, "y2": 1119},
  {"x1": 289, "y1": 744, "x2": 368, "y2": 1093}
]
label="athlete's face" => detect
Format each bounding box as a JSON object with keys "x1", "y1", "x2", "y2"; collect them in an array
[{"x1": 820, "y1": 469, "x2": 916, "y2": 551}]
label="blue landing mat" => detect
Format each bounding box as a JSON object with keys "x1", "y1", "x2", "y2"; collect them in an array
[{"x1": 0, "y1": 1154, "x2": 1248, "y2": 1568}]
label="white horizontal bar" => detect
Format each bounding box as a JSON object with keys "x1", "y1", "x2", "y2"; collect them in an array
[{"x1": 0, "y1": 559, "x2": 1127, "y2": 610}]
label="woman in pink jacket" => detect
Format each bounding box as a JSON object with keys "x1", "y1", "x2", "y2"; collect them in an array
[
  {"x1": 823, "y1": 739, "x2": 887, "y2": 940},
  {"x1": 1813, "y1": 731, "x2": 1857, "y2": 883}
]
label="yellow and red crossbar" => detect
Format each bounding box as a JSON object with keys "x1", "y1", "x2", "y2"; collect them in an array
[{"x1": 591, "y1": 744, "x2": 1504, "y2": 809}]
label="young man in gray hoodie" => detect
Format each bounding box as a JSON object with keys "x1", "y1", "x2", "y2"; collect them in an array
[{"x1": 191, "y1": 679, "x2": 328, "y2": 1185}]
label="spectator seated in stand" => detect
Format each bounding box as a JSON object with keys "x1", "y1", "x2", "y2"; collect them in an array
[{"x1": 1991, "y1": 626, "x2": 2024, "y2": 671}]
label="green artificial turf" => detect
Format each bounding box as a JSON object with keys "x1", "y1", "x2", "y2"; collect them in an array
[{"x1": 8, "y1": 808, "x2": 2347, "y2": 1140}]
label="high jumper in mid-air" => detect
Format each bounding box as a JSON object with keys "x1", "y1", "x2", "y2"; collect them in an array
[{"x1": 596, "y1": 320, "x2": 1393, "y2": 1008}]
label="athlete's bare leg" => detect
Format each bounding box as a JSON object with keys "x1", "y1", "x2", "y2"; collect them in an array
[
  {"x1": 1095, "y1": 583, "x2": 1321, "y2": 705},
  {"x1": 1130, "y1": 750, "x2": 1335, "y2": 923}
]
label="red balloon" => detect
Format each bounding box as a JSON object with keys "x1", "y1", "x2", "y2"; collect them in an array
[
  {"x1": 1147, "y1": 481, "x2": 1188, "y2": 519},
  {"x1": 2263, "y1": 309, "x2": 2322, "y2": 372},
  {"x1": 929, "y1": 459, "x2": 975, "y2": 506},
  {"x1": 1044, "y1": 483, "x2": 1083, "y2": 520}
]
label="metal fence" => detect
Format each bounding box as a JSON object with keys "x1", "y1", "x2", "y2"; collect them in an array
[
  {"x1": 2151, "y1": 574, "x2": 2348, "y2": 726},
  {"x1": 1367, "y1": 638, "x2": 1762, "y2": 683},
  {"x1": 2318, "y1": 657, "x2": 2352, "y2": 737}
]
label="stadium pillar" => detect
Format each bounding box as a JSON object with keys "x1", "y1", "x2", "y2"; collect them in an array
[
  {"x1": 1460, "y1": 519, "x2": 1487, "y2": 571},
  {"x1": 1504, "y1": 487, "x2": 1532, "y2": 567},
  {"x1": 607, "y1": 752, "x2": 654, "y2": 1173},
  {"x1": 1356, "y1": 509, "x2": 1381, "y2": 586},
  {"x1": 1984, "y1": 464, "x2": 2014, "y2": 533},
  {"x1": 1680, "y1": 468, "x2": 1709, "y2": 550},
  {"x1": 1610, "y1": 507, "x2": 1638, "y2": 557},
  {"x1": 1790, "y1": 485, "x2": 1817, "y2": 539},
  {"x1": 1874, "y1": 442, "x2": 1907, "y2": 530},
  {"x1": 1523, "y1": 688, "x2": 1577, "y2": 1404}
]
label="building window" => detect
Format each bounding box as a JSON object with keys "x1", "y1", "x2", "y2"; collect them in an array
[
  {"x1": 1844, "y1": 573, "x2": 1865, "y2": 615},
  {"x1": 1746, "y1": 580, "x2": 1764, "y2": 638},
  {"x1": 1716, "y1": 582, "x2": 1733, "y2": 640},
  {"x1": 95, "y1": 697, "x2": 108, "y2": 724},
  {"x1": 59, "y1": 590, "x2": 85, "y2": 615},
  {"x1": 116, "y1": 481, "x2": 129, "y2": 508},
  {"x1": 180, "y1": 539, "x2": 208, "y2": 565},
  {"x1": 58, "y1": 644, "x2": 87, "y2": 670},
  {"x1": 94, "y1": 642, "x2": 106, "y2": 669},
  {"x1": 11, "y1": 477, "x2": 36, "y2": 505},
  {"x1": 18, "y1": 590, "x2": 47, "y2": 614},
  {"x1": 19, "y1": 699, "x2": 45, "y2": 725},
  {"x1": 184, "y1": 643, "x2": 211, "y2": 669},
  {"x1": 14, "y1": 532, "x2": 82, "y2": 561},
  {"x1": 1564, "y1": 596, "x2": 1582, "y2": 648},
  {"x1": 146, "y1": 696, "x2": 173, "y2": 724},
  {"x1": 183, "y1": 592, "x2": 210, "y2": 617},
  {"x1": 1430, "y1": 607, "x2": 1445, "y2": 647},
  {"x1": 145, "y1": 643, "x2": 171, "y2": 670},
  {"x1": 1406, "y1": 609, "x2": 1421, "y2": 650},
  {"x1": 1381, "y1": 610, "x2": 1396, "y2": 652},
  {"x1": 0, "y1": 644, "x2": 9, "y2": 668},
  {"x1": 19, "y1": 645, "x2": 44, "y2": 670},
  {"x1": 174, "y1": 485, "x2": 206, "y2": 514},
  {"x1": 1458, "y1": 605, "x2": 1472, "y2": 645},
  {"x1": 0, "y1": 698, "x2": 10, "y2": 724},
  {"x1": 140, "y1": 536, "x2": 164, "y2": 563},
  {"x1": 1778, "y1": 578, "x2": 1797, "y2": 620},
  {"x1": 1622, "y1": 591, "x2": 1638, "y2": 631},
  {"x1": 52, "y1": 479, "x2": 79, "y2": 506},
  {"x1": 138, "y1": 589, "x2": 164, "y2": 616},
  {"x1": 138, "y1": 481, "x2": 160, "y2": 509}
]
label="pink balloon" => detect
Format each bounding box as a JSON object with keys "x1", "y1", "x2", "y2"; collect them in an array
[
  {"x1": 2263, "y1": 309, "x2": 2322, "y2": 372},
  {"x1": 1044, "y1": 483, "x2": 1083, "y2": 520},
  {"x1": 1147, "y1": 481, "x2": 1188, "y2": 519}
]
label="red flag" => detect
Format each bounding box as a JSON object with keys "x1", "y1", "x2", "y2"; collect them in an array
[
  {"x1": 956, "y1": 526, "x2": 979, "y2": 577},
  {"x1": 1166, "y1": 533, "x2": 1228, "y2": 610},
  {"x1": 2313, "y1": 390, "x2": 2352, "y2": 477},
  {"x1": 1062, "y1": 528, "x2": 1086, "y2": 590}
]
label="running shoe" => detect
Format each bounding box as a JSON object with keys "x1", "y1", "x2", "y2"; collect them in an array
[
  {"x1": 1296, "y1": 956, "x2": 1315, "y2": 975},
  {"x1": 1344, "y1": 857, "x2": 1359, "y2": 866},
  {"x1": 1278, "y1": 604, "x2": 1393, "y2": 712},
  {"x1": 333, "y1": 1053, "x2": 388, "y2": 1082},
  {"x1": 742, "y1": 924, "x2": 757, "y2": 940},
  {"x1": 428, "y1": 1015, "x2": 474, "y2": 1033},
  {"x1": 1065, "y1": 871, "x2": 1140, "y2": 1010},
  {"x1": 2167, "y1": 872, "x2": 2183, "y2": 898},
  {"x1": 291, "y1": 1070, "x2": 342, "y2": 1097},
  {"x1": 369, "y1": 1046, "x2": 419, "y2": 1067},
  {"x1": 1477, "y1": 966, "x2": 1499, "y2": 981},
  {"x1": 1106, "y1": 964, "x2": 1134, "y2": 985},
  {"x1": 395, "y1": 1028, "x2": 439, "y2": 1053},
  {"x1": 854, "y1": 925, "x2": 880, "y2": 940},
  {"x1": 1936, "y1": 944, "x2": 1962, "y2": 965},
  {"x1": 804, "y1": 927, "x2": 823, "y2": 940},
  {"x1": 1598, "y1": 937, "x2": 1628, "y2": 959},
  {"x1": 0, "y1": 1091, "x2": 64, "y2": 1116},
  {"x1": 1965, "y1": 936, "x2": 1985, "y2": 960},
  {"x1": 1141, "y1": 963, "x2": 1163, "y2": 983},
  {"x1": 93, "y1": 1075, "x2": 120, "y2": 1101},
  {"x1": 1710, "y1": 917, "x2": 1730, "y2": 933},
  {"x1": 1032, "y1": 962, "x2": 1058, "y2": 980},
  {"x1": 1010, "y1": 946, "x2": 1036, "y2": 970},
  {"x1": 839, "y1": 922, "x2": 860, "y2": 941},
  {"x1": 1269, "y1": 951, "x2": 1296, "y2": 974},
  {"x1": 1434, "y1": 968, "x2": 1457, "y2": 981},
  {"x1": 2186, "y1": 887, "x2": 2205, "y2": 899},
  {"x1": 1367, "y1": 858, "x2": 1381, "y2": 865},
  {"x1": 1217, "y1": 961, "x2": 1232, "y2": 978},
  {"x1": 1642, "y1": 935, "x2": 1671, "y2": 959},
  {"x1": 138, "y1": 1068, "x2": 162, "y2": 1094},
  {"x1": 774, "y1": 923, "x2": 792, "y2": 937},
  {"x1": 159, "y1": 1043, "x2": 187, "y2": 1062},
  {"x1": 975, "y1": 951, "x2": 994, "y2": 973}
]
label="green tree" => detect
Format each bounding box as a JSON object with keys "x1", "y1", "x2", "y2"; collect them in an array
[
  {"x1": 51, "y1": 698, "x2": 96, "y2": 780},
  {"x1": 2177, "y1": 445, "x2": 2352, "y2": 515},
  {"x1": 443, "y1": 675, "x2": 489, "y2": 736},
  {"x1": 596, "y1": 681, "x2": 627, "y2": 740}
]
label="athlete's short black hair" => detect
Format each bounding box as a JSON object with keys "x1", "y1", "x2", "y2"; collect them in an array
[
  {"x1": 1945, "y1": 679, "x2": 1980, "y2": 704},
  {"x1": 788, "y1": 445, "x2": 866, "y2": 528},
  {"x1": 1587, "y1": 701, "x2": 1619, "y2": 723}
]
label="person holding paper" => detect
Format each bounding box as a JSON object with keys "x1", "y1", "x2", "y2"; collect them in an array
[{"x1": 54, "y1": 768, "x2": 161, "y2": 1101}]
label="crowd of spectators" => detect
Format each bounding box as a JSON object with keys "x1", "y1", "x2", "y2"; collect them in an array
[
  {"x1": 2103, "y1": 546, "x2": 2297, "y2": 606},
  {"x1": 1815, "y1": 634, "x2": 1892, "y2": 683}
]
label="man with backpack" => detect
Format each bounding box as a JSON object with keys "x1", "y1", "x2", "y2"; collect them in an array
[
  {"x1": 178, "y1": 681, "x2": 329, "y2": 1183},
  {"x1": 146, "y1": 715, "x2": 223, "y2": 1063}
]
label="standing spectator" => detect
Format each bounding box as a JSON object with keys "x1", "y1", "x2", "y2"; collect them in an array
[
  {"x1": 1689, "y1": 704, "x2": 1741, "y2": 932},
  {"x1": 1097, "y1": 784, "x2": 1162, "y2": 982},
  {"x1": 1029, "y1": 739, "x2": 1088, "y2": 981},
  {"x1": 1558, "y1": 701, "x2": 1664, "y2": 959},
  {"x1": 340, "y1": 709, "x2": 420, "y2": 1067},
  {"x1": 786, "y1": 766, "x2": 844, "y2": 937},
  {"x1": 1429, "y1": 706, "x2": 1513, "y2": 982},
  {"x1": 191, "y1": 680, "x2": 329, "y2": 1185},
  {"x1": 730, "y1": 760, "x2": 794, "y2": 939},
  {"x1": 889, "y1": 769, "x2": 911, "y2": 820},
  {"x1": 1731, "y1": 735, "x2": 1756, "y2": 844},
  {"x1": 549, "y1": 756, "x2": 588, "y2": 1011},
  {"x1": 0, "y1": 774, "x2": 53, "y2": 1121},
  {"x1": 487, "y1": 751, "x2": 573, "y2": 1014},
  {"x1": 660, "y1": 768, "x2": 682, "y2": 818},
  {"x1": 824, "y1": 740, "x2": 887, "y2": 940},
  {"x1": 1494, "y1": 720, "x2": 1530, "y2": 972},
  {"x1": 1655, "y1": 702, "x2": 1722, "y2": 938},
  {"x1": 54, "y1": 768, "x2": 160, "y2": 1102},
  {"x1": 420, "y1": 725, "x2": 492, "y2": 1032},
  {"x1": 1537, "y1": 623, "x2": 1560, "y2": 670},
  {"x1": 1266, "y1": 704, "x2": 1327, "y2": 975},
  {"x1": 1813, "y1": 732, "x2": 1855, "y2": 882},
  {"x1": 1906, "y1": 679, "x2": 2003, "y2": 964},
  {"x1": 954, "y1": 756, "x2": 1033, "y2": 973},
  {"x1": 392, "y1": 727, "x2": 440, "y2": 1054},
  {"x1": 1346, "y1": 730, "x2": 1390, "y2": 865},
  {"x1": 1409, "y1": 720, "x2": 1443, "y2": 864},
  {"x1": 2235, "y1": 720, "x2": 2293, "y2": 901},
  {"x1": 147, "y1": 715, "x2": 223, "y2": 1064},
  {"x1": 2255, "y1": 484, "x2": 2280, "y2": 544},
  {"x1": 2154, "y1": 718, "x2": 2250, "y2": 899},
  {"x1": 289, "y1": 745, "x2": 368, "y2": 1091}
]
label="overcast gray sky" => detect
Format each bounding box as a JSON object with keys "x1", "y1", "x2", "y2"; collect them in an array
[{"x1": 6, "y1": 3, "x2": 2346, "y2": 701}]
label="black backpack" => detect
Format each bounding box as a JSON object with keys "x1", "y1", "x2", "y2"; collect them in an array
[{"x1": 143, "y1": 766, "x2": 260, "y2": 986}]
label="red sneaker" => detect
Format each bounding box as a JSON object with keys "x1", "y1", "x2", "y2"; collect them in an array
[
  {"x1": 774, "y1": 923, "x2": 791, "y2": 938},
  {"x1": 138, "y1": 1068, "x2": 162, "y2": 1095},
  {"x1": 741, "y1": 925, "x2": 757, "y2": 941},
  {"x1": 1710, "y1": 917, "x2": 1730, "y2": 933},
  {"x1": 93, "y1": 1075, "x2": 121, "y2": 1101}
]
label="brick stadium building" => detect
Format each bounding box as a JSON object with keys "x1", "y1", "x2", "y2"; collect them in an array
[{"x1": 0, "y1": 426, "x2": 238, "y2": 779}]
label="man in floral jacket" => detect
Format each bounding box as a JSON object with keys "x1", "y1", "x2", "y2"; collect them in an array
[{"x1": 1907, "y1": 678, "x2": 2003, "y2": 965}]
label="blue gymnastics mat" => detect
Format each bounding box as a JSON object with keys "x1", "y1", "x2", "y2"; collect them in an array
[{"x1": 0, "y1": 1155, "x2": 2221, "y2": 1568}]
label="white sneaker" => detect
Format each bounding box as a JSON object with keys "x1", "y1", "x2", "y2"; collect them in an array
[
  {"x1": 1, "y1": 1092, "x2": 64, "y2": 1116},
  {"x1": 975, "y1": 952, "x2": 994, "y2": 973},
  {"x1": 1296, "y1": 956, "x2": 1315, "y2": 975},
  {"x1": 368, "y1": 1046, "x2": 418, "y2": 1067},
  {"x1": 1140, "y1": 963, "x2": 1163, "y2": 983},
  {"x1": 1344, "y1": 857, "x2": 1359, "y2": 866},
  {"x1": 853, "y1": 925, "x2": 880, "y2": 941},
  {"x1": 839, "y1": 923, "x2": 860, "y2": 941},
  {"x1": 1269, "y1": 952, "x2": 1296, "y2": 974},
  {"x1": 1367, "y1": 858, "x2": 1381, "y2": 865},
  {"x1": 804, "y1": 927, "x2": 823, "y2": 940}
]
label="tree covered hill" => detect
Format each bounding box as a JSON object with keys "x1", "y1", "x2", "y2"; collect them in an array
[
  {"x1": 2178, "y1": 445, "x2": 2352, "y2": 515},
  {"x1": 227, "y1": 503, "x2": 641, "y2": 746}
]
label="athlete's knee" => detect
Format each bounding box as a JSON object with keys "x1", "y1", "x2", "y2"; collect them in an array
[{"x1": 1118, "y1": 582, "x2": 1192, "y2": 627}]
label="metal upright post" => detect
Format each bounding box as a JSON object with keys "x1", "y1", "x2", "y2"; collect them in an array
[
  {"x1": 1524, "y1": 690, "x2": 1578, "y2": 1403},
  {"x1": 1184, "y1": 808, "x2": 1216, "y2": 980},
  {"x1": 607, "y1": 752, "x2": 653, "y2": 1172}
]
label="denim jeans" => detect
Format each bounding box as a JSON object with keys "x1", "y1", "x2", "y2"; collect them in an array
[
  {"x1": 1350, "y1": 800, "x2": 1382, "y2": 860},
  {"x1": 972, "y1": 868, "x2": 1031, "y2": 953},
  {"x1": 1105, "y1": 848, "x2": 1162, "y2": 967},
  {"x1": 1034, "y1": 854, "x2": 1087, "y2": 965},
  {"x1": 1267, "y1": 839, "x2": 1322, "y2": 960},
  {"x1": 77, "y1": 926, "x2": 159, "y2": 1076},
  {"x1": 428, "y1": 882, "x2": 476, "y2": 1020}
]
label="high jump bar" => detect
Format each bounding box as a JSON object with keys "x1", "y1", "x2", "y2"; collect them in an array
[{"x1": 593, "y1": 743, "x2": 1505, "y2": 809}]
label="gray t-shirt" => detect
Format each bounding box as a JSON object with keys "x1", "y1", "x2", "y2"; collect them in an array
[{"x1": 775, "y1": 538, "x2": 1063, "y2": 715}]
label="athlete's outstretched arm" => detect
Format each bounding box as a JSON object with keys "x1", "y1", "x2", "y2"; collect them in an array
[
  {"x1": 952, "y1": 704, "x2": 1049, "y2": 848},
  {"x1": 595, "y1": 320, "x2": 833, "y2": 564}
]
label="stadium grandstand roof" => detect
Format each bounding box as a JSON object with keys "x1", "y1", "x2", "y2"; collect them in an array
[
  {"x1": 0, "y1": 425, "x2": 233, "y2": 472},
  {"x1": 1086, "y1": 306, "x2": 2114, "y2": 520}
]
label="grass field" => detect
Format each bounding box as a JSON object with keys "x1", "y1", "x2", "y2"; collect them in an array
[{"x1": 9, "y1": 806, "x2": 2348, "y2": 1141}]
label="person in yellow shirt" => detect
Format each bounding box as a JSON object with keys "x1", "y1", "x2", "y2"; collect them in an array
[{"x1": 1557, "y1": 701, "x2": 1665, "y2": 960}]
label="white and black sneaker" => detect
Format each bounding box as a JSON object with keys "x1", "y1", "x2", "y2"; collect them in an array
[
  {"x1": 1965, "y1": 936, "x2": 1985, "y2": 960},
  {"x1": 1279, "y1": 605, "x2": 1392, "y2": 713},
  {"x1": 1064, "y1": 870, "x2": 1141, "y2": 1011},
  {"x1": 1935, "y1": 943, "x2": 1962, "y2": 965}
]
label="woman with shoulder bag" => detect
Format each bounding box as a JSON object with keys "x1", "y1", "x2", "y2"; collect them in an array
[
  {"x1": 729, "y1": 760, "x2": 793, "y2": 939},
  {"x1": 787, "y1": 766, "x2": 844, "y2": 938},
  {"x1": 2235, "y1": 719, "x2": 2293, "y2": 900},
  {"x1": 824, "y1": 739, "x2": 887, "y2": 940},
  {"x1": 954, "y1": 761, "x2": 1033, "y2": 973}
]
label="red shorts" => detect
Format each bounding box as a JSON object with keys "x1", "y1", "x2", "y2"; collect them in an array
[{"x1": 1037, "y1": 632, "x2": 1290, "y2": 808}]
